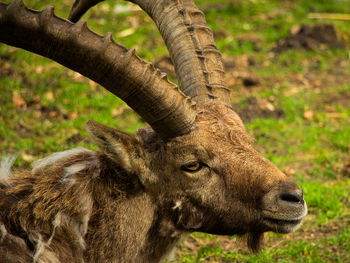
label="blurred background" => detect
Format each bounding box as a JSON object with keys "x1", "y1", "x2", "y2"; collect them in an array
[{"x1": 0, "y1": 0, "x2": 349, "y2": 262}]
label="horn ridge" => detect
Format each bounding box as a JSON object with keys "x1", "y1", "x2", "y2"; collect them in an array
[
  {"x1": 0, "y1": 0, "x2": 197, "y2": 139},
  {"x1": 132, "y1": 0, "x2": 230, "y2": 104}
]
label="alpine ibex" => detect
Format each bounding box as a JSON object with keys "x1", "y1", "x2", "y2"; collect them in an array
[{"x1": 0, "y1": 0, "x2": 307, "y2": 262}]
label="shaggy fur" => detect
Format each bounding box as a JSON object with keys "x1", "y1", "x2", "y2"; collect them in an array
[{"x1": 0, "y1": 103, "x2": 306, "y2": 262}]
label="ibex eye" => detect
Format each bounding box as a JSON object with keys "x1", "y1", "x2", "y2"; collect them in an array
[{"x1": 181, "y1": 162, "x2": 203, "y2": 172}]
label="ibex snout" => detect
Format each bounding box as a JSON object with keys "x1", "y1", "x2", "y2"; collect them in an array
[
  {"x1": 261, "y1": 181, "x2": 307, "y2": 233},
  {"x1": 278, "y1": 183, "x2": 304, "y2": 204}
]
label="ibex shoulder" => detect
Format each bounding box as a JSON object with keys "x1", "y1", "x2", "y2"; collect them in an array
[{"x1": 0, "y1": 148, "x2": 104, "y2": 263}]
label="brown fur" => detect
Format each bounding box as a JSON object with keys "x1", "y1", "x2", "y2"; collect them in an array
[{"x1": 0, "y1": 102, "x2": 306, "y2": 262}]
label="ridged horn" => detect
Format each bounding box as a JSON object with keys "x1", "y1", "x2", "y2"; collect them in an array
[
  {"x1": 68, "y1": 0, "x2": 231, "y2": 104},
  {"x1": 0, "y1": 0, "x2": 197, "y2": 139},
  {"x1": 131, "y1": 0, "x2": 230, "y2": 104}
]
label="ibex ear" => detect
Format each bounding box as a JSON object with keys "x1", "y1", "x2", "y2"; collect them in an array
[{"x1": 86, "y1": 120, "x2": 145, "y2": 174}]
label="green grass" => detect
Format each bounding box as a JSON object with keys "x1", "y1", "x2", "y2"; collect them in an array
[{"x1": 1, "y1": 0, "x2": 350, "y2": 262}]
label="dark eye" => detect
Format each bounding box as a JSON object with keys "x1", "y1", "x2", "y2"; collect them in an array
[{"x1": 181, "y1": 162, "x2": 205, "y2": 173}]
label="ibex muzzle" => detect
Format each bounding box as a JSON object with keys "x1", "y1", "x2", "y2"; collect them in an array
[
  {"x1": 262, "y1": 181, "x2": 306, "y2": 233},
  {"x1": 0, "y1": 0, "x2": 307, "y2": 262}
]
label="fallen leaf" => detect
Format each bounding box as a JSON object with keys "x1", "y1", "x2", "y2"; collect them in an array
[
  {"x1": 69, "y1": 71, "x2": 84, "y2": 82},
  {"x1": 113, "y1": 4, "x2": 140, "y2": 14},
  {"x1": 88, "y1": 80, "x2": 98, "y2": 89},
  {"x1": 283, "y1": 167, "x2": 296, "y2": 175},
  {"x1": 127, "y1": 16, "x2": 140, "y2": 28},
  {"x1": 116, "y1": 28, "x2": 136, "y2": 38},
  {"x1": 1, "y1": 62, "x2": 11, "y2": 71},
  {"x1": 35, "y1": 66, "x2": 44, "y2": 74},
  {"x1": 48, "y1": 111, "x2": 58, "y2": 118},
  {"x1": 100, "y1": 3, "x2": 110, "y2": 12},
  {"x1": 290, "y1": 25, "x2": 301, "y2": 35},
  {"x1": 304, "y1": 110, "x2": 314, "y2": 120},
  {"x1": 325, "y1": 106, "x2": 336, "y2": 112},
  {"x1": 326, "y1": 112, "x2": 346, "y2": 119},
  {"x1": 45, "y1": 91, "x2": 54, "y2": 101},
  {"x1": 112, "y1": 106, "x2": 129, "y2": 117},
  {"x1": 69, "y1": 112, "x2": 78, "y2": 120},
  {"x1": 265, "y1": 102, "x2": 275, "y2": 111},
  {"x1": 21, "y1": 152, "x2": 35, "y2": 162},
  {"x1": 12, "y1": 91, "x2": 27, "y2": 108}
]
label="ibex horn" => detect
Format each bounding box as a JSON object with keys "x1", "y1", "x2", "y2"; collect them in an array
[{"x1": 0, "y1": 0, "x2": 197, "y2": 139}]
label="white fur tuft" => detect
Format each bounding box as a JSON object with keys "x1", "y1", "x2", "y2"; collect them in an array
[
  {"x1": 0, "y1": 224, "x2": 7, "y2": 242},
  {"x1": 64, "y1": 163, "x2": 87, "y2": 177},
  {"x1": 60, "y1": 163, "x2": 87, "y2": 185},
  {"x1": 0, "y1": 155, "x2": 17, "y2": 186},
  {"x1": 33, "y1": 148, "x2": 94, "y2": 173},
  {"x1": 172, "y1": 200, "x2": 182, "y2": 210}
]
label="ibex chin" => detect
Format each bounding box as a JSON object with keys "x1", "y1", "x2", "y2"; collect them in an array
[{"x1": 0, "y1": 0, "x2": 307, "y2": 262}]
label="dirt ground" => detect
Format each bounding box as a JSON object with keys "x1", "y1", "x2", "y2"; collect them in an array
[{"x1": 271, "y1": 24, "x2": 344, "y2": 53}]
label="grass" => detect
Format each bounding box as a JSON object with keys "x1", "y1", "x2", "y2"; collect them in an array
[{"x1": 0, "y1": 0, "x2": 350, "y2": 262}]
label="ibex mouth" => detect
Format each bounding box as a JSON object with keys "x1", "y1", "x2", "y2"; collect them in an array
[
  {"x1": 264, "y1": 217, "x2": 301, "y2": 225},
  {"x1": 261, "y1": 181, "x2": 307, "y2": 233},
  {"x1": 262, "y1": 216, "x2": 304, "y2": 233}
]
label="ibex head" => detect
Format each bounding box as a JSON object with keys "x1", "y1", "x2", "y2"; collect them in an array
[
  {"x1": 0, "y1": 0, "x2": 307, "y2": 254},
  {"x1": 88, "y1": 101, "x2": 306, "y2": 250}
]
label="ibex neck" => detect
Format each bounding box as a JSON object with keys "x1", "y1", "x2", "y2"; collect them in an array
[{"x1": 85, "y1": 160, "x2": 182, "y2": 263}]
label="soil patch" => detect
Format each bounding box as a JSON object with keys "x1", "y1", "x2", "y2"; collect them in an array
[
  {"x1": 322, "y1": 90, "x2": 350, "y2": 109},
  {"x1": 223, "y1": 55, "x2": 260, "y2": 88},
  {"x1": 232, "y1": 96, "x2": 284, "y2": 122},
  {"x1": 272, "y1": 24, "x2": 344, "y2": 53},
  {"x1": 342, "y1": 158, "x2": 350, "y2": 177},
  {"x1": 154, "y1": 55, "x2": 260, "y2": 88}
]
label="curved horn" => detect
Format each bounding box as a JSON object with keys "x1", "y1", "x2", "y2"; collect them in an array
[
  {"x1": 0, "y1": 0, "x2": 196, "y2": 139},
  {"x1": 69, "y1": 0, "x2": 102, "y2": 22},
  {"x1": 68, "y1": 0, "x2": 230, "y2": 104},
  {"x1": 132, "y1": 0, "x2": 230, "y2": 104}
]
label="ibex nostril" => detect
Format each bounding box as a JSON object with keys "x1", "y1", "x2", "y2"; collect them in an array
[{"x1": 279, "y1": 192, "x2": 303, "y2": 203}]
